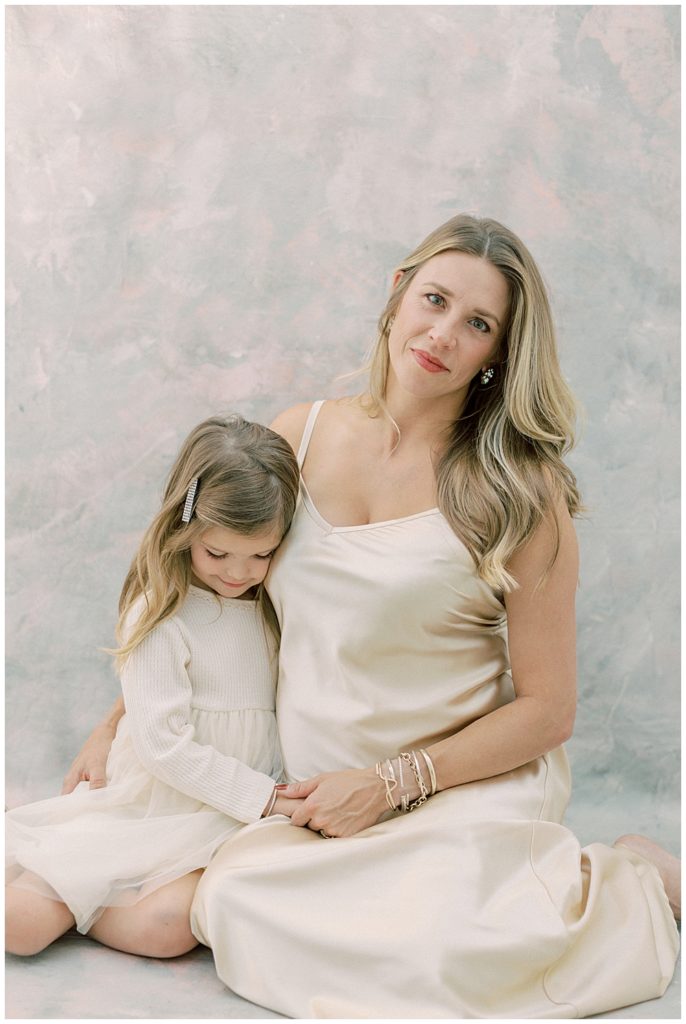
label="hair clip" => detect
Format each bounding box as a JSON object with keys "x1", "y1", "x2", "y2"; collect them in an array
[{"x1": 181, "y1": 478, "x2": 199, "y2": 523}]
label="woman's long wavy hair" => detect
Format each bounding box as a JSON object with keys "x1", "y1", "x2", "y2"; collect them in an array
[
  {"x1": 112, "y1": 415, "x2": 300, "y2": 668},
  {"x1": 364, "y1": 214, "x2": 582, "y2": 592}
]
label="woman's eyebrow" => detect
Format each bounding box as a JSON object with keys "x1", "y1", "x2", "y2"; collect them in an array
[
  {"x1": 474, "y1": 308, "x2": 501, "y2": 328},
  {"x1": 423, "y1": 281, "x2": 501, "y2": 328}
]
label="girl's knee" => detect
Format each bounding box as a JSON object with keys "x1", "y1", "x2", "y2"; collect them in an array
[
  {"x1": 6, "y1": 931, "x2": 56, "y2": 956},
  {"x1": 132, "y1": 896, "x2": 199, "y2": 957},
  {"x1": 5, "y1": 887, "x2": 71, "y2": 956},
  {"x1": 92, "y1": 877, "x2": 200, "y2": 958},
  {"x1": 5, "y1": 919, "x2": 52, "y2": 957},
  {"x1": 142, "y1": 915, "x2": 198, "y2": 958},
  {"x1": 142, "y1": 875, "x2": 201, "y2": 957}
]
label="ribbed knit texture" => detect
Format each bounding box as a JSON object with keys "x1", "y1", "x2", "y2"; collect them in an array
[{"x1": 120, "y1": 587, "x2": 278, "y2": 824}]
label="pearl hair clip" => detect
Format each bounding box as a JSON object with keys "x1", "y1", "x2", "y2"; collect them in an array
[{"x1": 181, "y1": 478, "x2": 199, "y2": 523}]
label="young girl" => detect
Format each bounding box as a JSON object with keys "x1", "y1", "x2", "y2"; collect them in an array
[{"x1": 6, "y1": 414, "x2": 301, "y2": 958}]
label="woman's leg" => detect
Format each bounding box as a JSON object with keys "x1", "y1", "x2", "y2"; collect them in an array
[
  {"x1": 5, "y1": 877, "x2": 75, "y2": 955},
  {"x1": 614, "y1": 834, "x2": 681, "y2": 920},
  {"x1": 88, "y1": 869, "x2": 203, "y2": 958}
]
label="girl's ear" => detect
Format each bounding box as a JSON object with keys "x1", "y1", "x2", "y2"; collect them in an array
[{"x1": 392, "y1": 270, "x2": 404, "y2": 290}]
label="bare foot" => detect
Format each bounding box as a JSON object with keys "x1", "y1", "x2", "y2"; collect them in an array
[{"x1": 614, "y1": 834, "x2": 681, "y2": 922}]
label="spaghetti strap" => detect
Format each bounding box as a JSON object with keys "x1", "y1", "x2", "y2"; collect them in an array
[{"x1": 296, "y1": 400, "x2": 325, "y2": 469}]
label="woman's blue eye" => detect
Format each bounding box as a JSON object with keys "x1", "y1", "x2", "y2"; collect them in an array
[
  {"x1": 426, "y1": 293, "x2": 445, "y2": 307},
  {"x1": 470, "y1": 318, "x2": 489, "y2": 333}
]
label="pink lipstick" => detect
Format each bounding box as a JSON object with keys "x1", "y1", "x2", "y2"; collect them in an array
[{"x1": 412, "y1": 348, "x2": 448, "y2": 373}]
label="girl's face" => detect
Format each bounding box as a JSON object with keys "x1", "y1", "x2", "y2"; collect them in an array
[
  {"x1": 190, "y1": 524, "x2": 283, "y2": 599},
  {"x1": 387, "y1": 250, "x2": 509, "y2": 408}
]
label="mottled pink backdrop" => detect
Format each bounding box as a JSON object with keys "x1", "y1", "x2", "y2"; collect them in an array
[{"x1": 6, "y1": 6, "x2": 679, "y2": 849}]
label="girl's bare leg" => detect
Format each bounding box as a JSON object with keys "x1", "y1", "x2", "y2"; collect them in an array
[
  {"x1": 614, "y1": 834, "x2": 681, "y2": 921},
  {"x1": 88, "y1": 870, "x2": 203, "y2": 958},
  {"x1": 5, "y1": 880, "x2": 75, "y2": 955}
]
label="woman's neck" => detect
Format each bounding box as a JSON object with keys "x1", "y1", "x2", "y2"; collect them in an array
[{"x1": 369, "y1": 380, "x2": 466, "y2": 453}]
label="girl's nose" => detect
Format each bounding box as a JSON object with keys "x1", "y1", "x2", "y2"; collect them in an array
[{"x1": 227, "y1": 557, "x2": 251, "y2": 579}]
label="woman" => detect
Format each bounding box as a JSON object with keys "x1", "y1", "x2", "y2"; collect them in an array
[{"x1": 64, "y1": 215, "x2": 679, "y2": 1018}]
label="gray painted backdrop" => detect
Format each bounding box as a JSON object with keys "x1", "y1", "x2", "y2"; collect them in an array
[{"x1": 6, "y1": 6, "x2": 680, "y2": 847}]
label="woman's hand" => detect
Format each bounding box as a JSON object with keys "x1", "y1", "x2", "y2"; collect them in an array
[
  {"x1": 61, "y1": 722, "x2": 117, "y2": 794},
  {"x1": 280, "y1": 767, "x2": 388, "y2": 838}
]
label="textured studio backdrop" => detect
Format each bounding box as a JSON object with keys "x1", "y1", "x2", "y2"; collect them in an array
[{"x1": 6, "y1": 5, "x2": 680, "y2": 848}]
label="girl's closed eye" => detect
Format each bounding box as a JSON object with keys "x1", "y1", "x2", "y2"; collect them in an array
[{"x1": 205, "y1": 547, "x2": 274, "y2": 561}]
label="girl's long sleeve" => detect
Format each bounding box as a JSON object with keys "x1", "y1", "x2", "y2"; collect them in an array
[{"x1": 120, "y1": 603, "x2": 277, "y2": 824}]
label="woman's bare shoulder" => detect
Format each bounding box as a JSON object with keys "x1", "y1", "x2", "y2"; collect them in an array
[
  {"x1": 269, "y1": 397, "x2": 361, "y2": 451},
  {"x1": 269, "y1": 403, "x2": 315, "y2": 451}
]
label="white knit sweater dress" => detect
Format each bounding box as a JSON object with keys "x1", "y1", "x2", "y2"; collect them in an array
[{"x1": 6, "y1": 587, "x2": 282, "y2": 933}]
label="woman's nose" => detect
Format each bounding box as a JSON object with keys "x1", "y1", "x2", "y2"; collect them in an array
[{"x1": 428, "y1": 321, "x2": 458, "y2": 349}]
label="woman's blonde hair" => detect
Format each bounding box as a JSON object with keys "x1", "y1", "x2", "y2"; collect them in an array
[
  {"x1": 365, "y1": 213, "x2": 581, "y2": 592},
  {"x1": 112, "y1": 415, "x2": 300, "y2": 667}
]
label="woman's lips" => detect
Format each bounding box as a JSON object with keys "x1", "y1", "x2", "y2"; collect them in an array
[
  {"x1": 412, "y1": 348, "x2": 449, "y2": 373},
  {"x1": 219, "y1": 579, "x2": 248, "y2": 588}
]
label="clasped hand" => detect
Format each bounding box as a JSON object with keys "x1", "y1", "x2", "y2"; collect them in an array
[{"x1": 277, "y1": 767, "x2": 388, "y2": 838}]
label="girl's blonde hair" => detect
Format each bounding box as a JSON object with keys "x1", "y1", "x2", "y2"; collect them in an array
[
  {"x1": 364, "y1": 213, "x2": 581, "y2": 592},
  {"x1": 113, "y1": 415, "x2": 300, "y2": 667}
]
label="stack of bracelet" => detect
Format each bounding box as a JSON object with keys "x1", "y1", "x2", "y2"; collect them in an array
[{"x1": 375, "y1": 748, "x2": 438, "y2": 813}]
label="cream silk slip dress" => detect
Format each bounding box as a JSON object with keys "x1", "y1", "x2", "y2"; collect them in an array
[{"x1": 191, "y1": 400, "x2": 679, "y2": 1020}]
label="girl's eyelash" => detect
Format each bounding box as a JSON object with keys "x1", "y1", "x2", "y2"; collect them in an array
[
  {"x1": 470, "y1": 318, "x2": 490, "y2": 333},
  {"x1": 425, "y1": 292, "x2": 445, "y2": 306},
  {"x1": 205, "y1": 549, "x2": 274, "y2": 560}
]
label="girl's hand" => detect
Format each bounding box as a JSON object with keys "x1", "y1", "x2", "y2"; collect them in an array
[
  {"x1": 281, "y1": 768, "x2": 388, "y2": 837},
  {"x1": 271, "y1": 794, "x2": 305, "y2": 817},
  {"x1": 61, "y1": 722, "x2": 116, "y2": 794}
]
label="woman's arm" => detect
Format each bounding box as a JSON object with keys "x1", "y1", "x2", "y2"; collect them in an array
[
  {"x1": 61, "y1": 697, "x2": 125, "y2": 793},
  {"x1": 426, "y1": 492, "x2": 578, "y2": 788},
  {"x1": 286, "y1": 497, "x2": 579, "y2": 836}
]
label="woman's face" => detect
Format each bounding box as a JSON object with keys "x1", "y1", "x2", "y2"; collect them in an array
[{"x1": 387, "y1": 250, "x2": 509, "y2": 407}]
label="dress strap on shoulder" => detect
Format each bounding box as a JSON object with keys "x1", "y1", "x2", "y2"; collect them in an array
[{"x1": 296, "y1": 400, "x2": 325, "y2": 469}]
